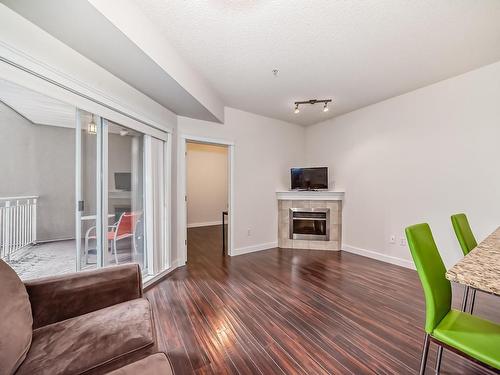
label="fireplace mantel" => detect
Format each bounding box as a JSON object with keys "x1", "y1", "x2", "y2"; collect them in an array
[{"x1": 276, "y1": 190, "x2": 345, "y2": 201}]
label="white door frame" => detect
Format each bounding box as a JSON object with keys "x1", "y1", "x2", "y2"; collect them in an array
[
  {"x1": 75, "y1": 108, "x2": 82, "y2": 271},
  {"x1": 178, "y1": 134, "x2": 235, "y2": 264}
]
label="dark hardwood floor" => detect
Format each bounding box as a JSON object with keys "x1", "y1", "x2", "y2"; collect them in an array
[{"x1": 147, "y1": 225, "x2": 499, "y2": 374}]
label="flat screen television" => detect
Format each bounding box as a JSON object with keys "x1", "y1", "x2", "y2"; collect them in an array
[
  {"x1": 114, "y1": 172, "x2": 131, "y2": 191},
  {"x1": 291, "y1": 167, "x2": 328, "y2": 190}
]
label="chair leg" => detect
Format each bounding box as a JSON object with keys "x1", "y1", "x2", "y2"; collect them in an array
[
  {"x1": 420, "y1": 333, "x2": 431, "y2": 375},
  {"x1": 435, "y1": 345, "x2": 443, "y2": 374},
  {"x1": 461, "y1": 286, "x2": 469, "y2": 312},
  {"x1": 84, "y1": 236, "x2": 88, "y2": 265},
  {"x1": 113, "y1": 239, "x2": 118, "y2": 265},
  {"x1": 469, "y1": 289, "x2": 477, "y2": 314}
]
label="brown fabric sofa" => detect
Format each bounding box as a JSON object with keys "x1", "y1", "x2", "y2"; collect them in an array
[{"x1": 0, "y1": 259, "x2": 171, "y2": 375}]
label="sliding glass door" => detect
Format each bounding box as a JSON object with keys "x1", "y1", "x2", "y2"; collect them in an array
[
  {"x1": 0, "y1": 77, "x2": 169, "y2": 281},
  {"x1": 106, "y1": 121, "x2": 146, "y2": 271},
  {"x1": 75, "y1": 110, "x2": 168, "y2": 278},
  {"x1": 145, "y1": 136, "x2": 169, "y2": 275}
]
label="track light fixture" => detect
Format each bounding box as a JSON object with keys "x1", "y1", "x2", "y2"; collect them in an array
[{"x1": 293, "y1": 99, "x2": 332, "y2": 114}]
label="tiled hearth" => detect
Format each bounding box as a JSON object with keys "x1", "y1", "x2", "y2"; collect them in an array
[{"x1": 277, "y1": 191, "x2": 344, "y2": 251}]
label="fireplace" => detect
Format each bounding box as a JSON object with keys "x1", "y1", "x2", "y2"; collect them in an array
[{"x1": 289, "y1": 208, "x2": 330, "y2": 241}]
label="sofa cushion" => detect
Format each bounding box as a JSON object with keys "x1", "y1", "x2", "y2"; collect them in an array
[
  {"x1": 105, "y1": 353, "x2": 173, "y2": 375},
  {"x1": 16, "y1": 298, "x2": 154, "y2": 375},
  {"x1": 0, "y1": 259, "x2": 32, "y2": 375}
]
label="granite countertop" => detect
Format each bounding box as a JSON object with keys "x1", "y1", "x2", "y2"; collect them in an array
[{"x1": 445, "y1": 226, "x2": 500, "y2": 295}]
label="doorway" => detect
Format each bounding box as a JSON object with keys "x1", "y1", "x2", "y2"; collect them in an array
[{"x1": 180, "y1": 136, "x2": 234, "y2": 264}]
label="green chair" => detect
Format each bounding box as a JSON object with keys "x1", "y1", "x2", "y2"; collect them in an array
[
  {"x1": 451, "y1": 214, "x2": 477, "y2": 256},
  {"x1": 405, "y1": 223, "x2": 500, "y2": 374},
  {"x1": 451, "y1": 213, "x2": 478, "y2": 313}
]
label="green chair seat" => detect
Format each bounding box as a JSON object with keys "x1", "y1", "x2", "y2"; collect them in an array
[{"x1": 432, "y1": 309, "x2": 500, "y2": 370}]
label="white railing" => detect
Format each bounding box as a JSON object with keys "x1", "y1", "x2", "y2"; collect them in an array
[{"x1": 0, "y1": 196, "x2": 38, "y2": 260}]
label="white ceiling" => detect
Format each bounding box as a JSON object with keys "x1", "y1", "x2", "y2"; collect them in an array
[
  {"x1": 0, "y1": 79, "x2": 76, "y2": 128},
  {"x1": 132, "y1": 0, "x2": 500, "y2": 126},
  {"x1": 1, "y1": 0, "x2": 222, "y2": 123},
  {"x1": 0, "y1": 79, "x2": 131, "y2": 134}
]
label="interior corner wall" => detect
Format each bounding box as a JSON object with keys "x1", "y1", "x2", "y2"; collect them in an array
[
  {"x1": 186, "y1": 143, "x2": 228, "y2": 227},
  {"x1": 178, "y1": 107, "x2": 306, "y2": 255},
  {"x1": 305, "y1": 61, "x2": 500, "y2": 268}
]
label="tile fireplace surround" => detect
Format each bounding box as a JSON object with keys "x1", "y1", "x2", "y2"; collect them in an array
[{"x1": 277, "y1": 191, "x2": 344, "y2": 251}]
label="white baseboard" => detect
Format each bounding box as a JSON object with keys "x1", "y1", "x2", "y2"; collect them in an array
[
  {"x1": 342, "y1": 244, "x2": 415, "y2": 270},
  {"x1": 187, "y1": 221, "x2": 222, "y2": 228},
  {"x1": 231, "y1": 241, "x2": 278, "y2": 257}
]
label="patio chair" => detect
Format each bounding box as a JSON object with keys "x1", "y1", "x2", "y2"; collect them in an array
[{"x1": 84, "y1": 212, "x2": 141, "y2": 265}]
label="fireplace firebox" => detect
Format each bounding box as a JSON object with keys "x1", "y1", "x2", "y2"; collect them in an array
[{"x1": 289, "y1": 208, "x2": 330, "y2": 241}]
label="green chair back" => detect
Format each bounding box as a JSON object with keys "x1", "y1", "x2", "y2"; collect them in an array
[
  {"x1": 451, "y1": 213, "x2": 477, "y2": 256},
  {"x1": 405, "y1": 223, "x2": 451, "y2": 333}
]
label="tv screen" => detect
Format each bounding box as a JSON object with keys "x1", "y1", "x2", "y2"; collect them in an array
[
  {"x1": 291, "y1": 167, "x2": 328, "y2": 190},
  {"x1": 114, "y1": 172, "x2": 131, "y2": 191}
]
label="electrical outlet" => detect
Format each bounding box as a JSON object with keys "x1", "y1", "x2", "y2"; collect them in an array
[
  {"x1": 247, "y1": 228, "x2": 251, "y2": 237},
  {"x1": 389, "y1": 235, "x2": 396, "y2": 244},
  {"x1": 400, "y1": 237, "x2": 407, "y2": 246}
]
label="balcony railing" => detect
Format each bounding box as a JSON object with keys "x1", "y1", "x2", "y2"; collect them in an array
[{"x1": 0, "y1": 196, "x2": 38, "y2": 260}]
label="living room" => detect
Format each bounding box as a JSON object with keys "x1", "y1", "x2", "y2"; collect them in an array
[{"x1": 1, "y1": 1, "x2": 499, "y2": 374}]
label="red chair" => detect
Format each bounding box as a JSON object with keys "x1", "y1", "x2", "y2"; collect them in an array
[{"x1": 85, "y1": 212, "x2": 140, "y2": 265}]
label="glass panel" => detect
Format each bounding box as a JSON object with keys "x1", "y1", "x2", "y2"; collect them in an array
[
  {"x1": 293, "y1": 219, "x2": 327, "y2": 236},
  {"x1": 77, "y1": 110, "x2": 101, "y2": 270},
  {"x1": 149, "y1": 136, "x2": 168, "y2": 275},
  {"x1": 106, "y1": 121, "x2": 145, "y2": 269},
  {"x1": 0, "y1": 79, "x2": 76, "y2": 279}
]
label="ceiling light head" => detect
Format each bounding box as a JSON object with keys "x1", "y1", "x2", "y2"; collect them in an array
[
  {"x1": 87, "y1": 114, "x2": 97, "y2": 135},
  {"x1": 294, "y1": 103, "x2": 300, "y2": 114},
  {"x1": 323, "y1": 102, "x2": 329, "y2": 112},
  {"x1": 119, "y1": 129, "x2": 129, "y2": 137}
]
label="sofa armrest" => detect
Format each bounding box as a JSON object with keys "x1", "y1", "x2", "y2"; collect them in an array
[{"x1": 25, "y1": 263, "x2": 143, "y2": 329}]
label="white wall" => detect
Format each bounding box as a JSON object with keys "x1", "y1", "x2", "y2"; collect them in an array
[
  {"x1": 0, "y1": 102, "x2": 75, "y2": 241},
  {"x1": 305, "y1": 61, "x2": 500, "y2": 268},
  {"x1": 187, "y1": 142, "x2": 228, "y2": 227},
  {"x1": 178, "y1": 107, "x2": 305, "y2": 255}
]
